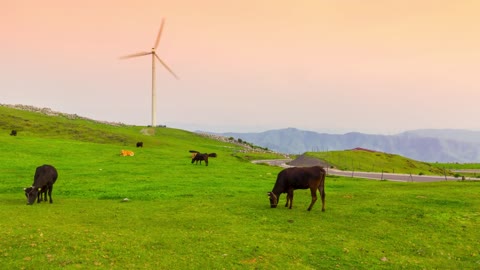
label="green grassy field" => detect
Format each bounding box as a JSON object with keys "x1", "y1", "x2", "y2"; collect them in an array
[{"x1": 0, "y1": 106, "x2": 479, "y2": 269}]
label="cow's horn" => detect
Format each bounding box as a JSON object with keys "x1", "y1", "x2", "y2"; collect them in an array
[{"x1": 23, "y1": 188, "x2": 26, "y2": 191}]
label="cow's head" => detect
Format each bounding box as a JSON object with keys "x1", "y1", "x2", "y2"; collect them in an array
[
  {"x1": 24, "y1": 186, "x2": 39, "y2": 205},
  {"x1": 267, "y1": 192, "x2": 278, "y2": 208}
]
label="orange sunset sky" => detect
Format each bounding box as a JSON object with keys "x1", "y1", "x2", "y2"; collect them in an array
[{"x1": 2, "y1": 0, "x2": 480, "y2": 133}]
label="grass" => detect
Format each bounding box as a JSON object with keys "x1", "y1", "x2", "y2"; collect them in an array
[
  {"x1": 433, "y1": 162, "x2": 480, "y2": 170},
  {"x1": 0, "y1": 106, "x2": 479, "y2": 269}
]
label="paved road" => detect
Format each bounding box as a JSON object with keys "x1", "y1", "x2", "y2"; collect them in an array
[{"x1": 252, "y1": 159, "x2": 474, "y2": 182}]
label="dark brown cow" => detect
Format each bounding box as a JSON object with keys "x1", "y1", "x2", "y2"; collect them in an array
[
  {"x1": 190, "y1": 151, "x2": 217, "y2": 166},
  {"x1": 191, "y1": 153, "x2": 209, "y2": 166},
  {"x1": 24, "y1": 165, "x2": 58, "y2": 205},
  {"x1": 267, "y1": 166, "x2": 326, "y2": 211},
  {"x1": 136, "y1": 142, "x2": 143, "y2": 148}
]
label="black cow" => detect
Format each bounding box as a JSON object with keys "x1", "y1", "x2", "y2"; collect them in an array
[
  {"x1": 267, "y1": 166, "x2": 326, "y2": 211},
  {"x1": 136, "y1": 142, "x2": 143, "y2": 148},
  {"x1": 191, "y1": 153, "x2": 209, "y2": 166},
  {"x1": 24, "y1": 165, "x2": 58, "y2": 205},
  {"x1": 10, "y1": 130, "x2": 17, "y2": 136}
]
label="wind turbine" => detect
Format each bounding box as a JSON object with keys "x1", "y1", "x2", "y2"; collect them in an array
[{"x1": 120, "y1": 19, "x2": 179, "y2": 127}]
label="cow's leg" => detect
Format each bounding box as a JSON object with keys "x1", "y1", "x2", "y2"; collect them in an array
[
  {"x1": 48, "y1": 185, "x2": 53, "y2": 204},
  {"x1": 318, "y1": 185, "x2": 326, "y2": 212},
  {"x1": 285, "y1": 192, "x2": 290, "y2": 207},
  {"x1": 288, "y1": 190, "x2": 294, "y2": 209},
  {"x1": 284, "y1": 189, "x2": 293, "y2": 208},
  {"x1": 307, "y1": 187, "x2": 318, "y2": 211},
  {"x1": 41, "y1": 187, "x2": 47, "y2": 202}
]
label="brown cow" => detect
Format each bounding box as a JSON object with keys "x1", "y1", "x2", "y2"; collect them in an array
[{"x1": 267, "y1": 166, "x2": 326, "y2": 211}]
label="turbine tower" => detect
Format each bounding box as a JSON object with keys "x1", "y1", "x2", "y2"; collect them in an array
[{"x1": 120, "y1": 19, "x2": 178, "y2": 127}]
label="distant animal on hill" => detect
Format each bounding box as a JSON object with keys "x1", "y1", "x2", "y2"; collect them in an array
[
  {"x1": 190, "y1": 151, "x2": 217, "y2": 166},
  {"x1": 121, "y1": 150, "x2": 135, "y2": 156},
  {"x1": 24, "y1": 165, "x2": 58, "y2": 205},
  {"x1": 136, "y1": 142, "x2": 143, "y2": 148},
  {"x1": 10, "y1": 130, "x2": 17, "y2": 136},
  {"x1": 192, "y1": 153, "x2": 209, "y2": 166},
  {"x1": 267, "y1": 166, "x2": 326, "y2": 211}
]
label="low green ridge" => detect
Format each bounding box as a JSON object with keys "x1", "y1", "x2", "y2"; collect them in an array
[{"x1": 306, "y1": 150, "x2": 451, "y2": 176}]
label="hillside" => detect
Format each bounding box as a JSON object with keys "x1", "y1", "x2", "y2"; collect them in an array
[
  {"x1": 0, "y1": 105, "x2": 285, "y2": 161},
  {"x1": 217, "y1": 127, "x2": 480, "y2": 162}
]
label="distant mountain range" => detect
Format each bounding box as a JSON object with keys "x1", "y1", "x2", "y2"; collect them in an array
[{"x1": 210, "y1": 128, "x2": 480, "y2": 163}]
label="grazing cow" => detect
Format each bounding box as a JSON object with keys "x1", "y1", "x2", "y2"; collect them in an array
[
  {"x1": 24, "y1": 165, "x2": 58, "y2": 205},
  {"x1": 267, "y1": 166, "x2": 326, "y2": 211},
  {"x1": 192, "y1": 153, "x2": 209, "y2": 166},
  {"x1": 191, "y1": 152, "x2": 217, "y2": 166},
  {"x1": 10, "y1": 130, "x2": 17, "y2": 136},
  {"x1": 136, "y1": 142, "x2": 143, "y2": 148},
  {"x1": 121, "y1": 150, "x2": 135, "y2": 156}
]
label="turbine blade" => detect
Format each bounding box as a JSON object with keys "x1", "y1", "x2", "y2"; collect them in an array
[
  {"x1": 119, "y1": 51, "x2": 151, "y2": 59},
  {"x1": 153, "y1": 19, "x2": 165, "y2": 50},
  {"x1": 154, "y1": 53, "x2": 179, "y2": 79}
]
